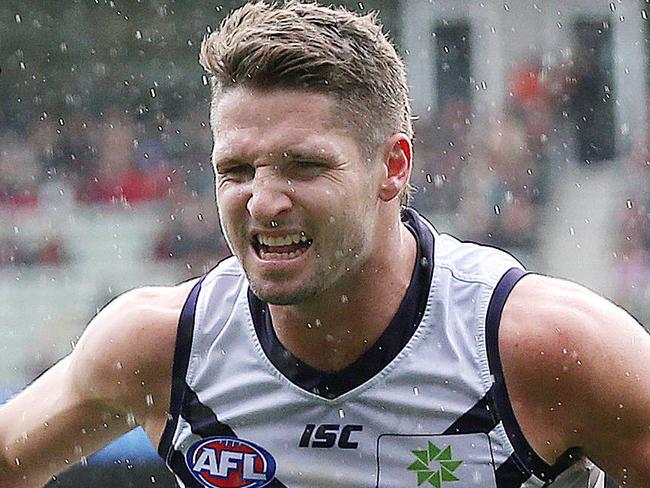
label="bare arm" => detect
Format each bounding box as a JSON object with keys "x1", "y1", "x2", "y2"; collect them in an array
[
  {"x1": 500, "y1": 274, "x2": 650, "y2": 487},
  {"x1": 0, "y1": 282, "x2": 192, "y2": 487}
]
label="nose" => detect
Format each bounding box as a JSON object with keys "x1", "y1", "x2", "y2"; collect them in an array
[{"x1": 246, "y1": 172, "x2": 293, "y2": 223}]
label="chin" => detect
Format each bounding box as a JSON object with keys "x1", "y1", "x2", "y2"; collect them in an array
[{"x1": 249, "y1": 280, "x2": 321, "y2": 305}]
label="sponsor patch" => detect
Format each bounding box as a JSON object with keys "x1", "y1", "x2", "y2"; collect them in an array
[
  {"x1": 186, "y1": 436, "x2": 276, "y2": 488},
  {"x1": 376, "y1": 433, "x2": 497, "y2": 487}
]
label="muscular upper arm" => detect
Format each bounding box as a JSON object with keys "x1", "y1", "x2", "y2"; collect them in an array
[
  {"x1": 500, "y1": 274, "x2": 650, "y2": 487},
  {"x1": 0, "y1": 283, "x2": 190, "y2": 488}
]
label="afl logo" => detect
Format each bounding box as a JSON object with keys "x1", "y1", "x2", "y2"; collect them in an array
[{"x1": 186, "y1": 436, "x2": 276, "y2": 488}]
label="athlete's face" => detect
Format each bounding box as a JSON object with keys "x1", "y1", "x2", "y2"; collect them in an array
[{"x1": 212, "y1": 88, "x2": 385, "y2": 305}]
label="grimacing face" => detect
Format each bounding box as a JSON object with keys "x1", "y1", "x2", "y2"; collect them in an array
[{"x1": 211, "y1": 88, "x2": 387, "y2": 305}]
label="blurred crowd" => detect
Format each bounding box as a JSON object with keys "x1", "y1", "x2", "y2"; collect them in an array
[
  {"x1": 0, "y1": 111, "x2": 229, "y2": 275},
  {"x1": 615, "y1": 134, "x2": 650, "y2": 324},
  {"x1": 411, "y1": 58, "x2": 568, "y2": 250},
  {"x1": 1, "y1": 56, "x2": 649, "y2": 324}
]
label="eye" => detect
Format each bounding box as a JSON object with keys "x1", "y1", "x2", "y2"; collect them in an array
[
  {"x1": 291, "y1": 161, "x2": 326, "y2": 178},
  {"x1": 217, "y1": 164, "x2": 255, "y2": 182}
]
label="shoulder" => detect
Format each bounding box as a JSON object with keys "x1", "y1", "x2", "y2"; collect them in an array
[
  {"x1": 434, "y1": 232, "x2": 523, "y2": 284},
  {"x1": 500, "y1": 273, "x2": 635, "y2": 361},
  {"x1": 499, "y1": 273, "x2": 650, "y2": 468},
  {"x1": 68, "y1": 279, "x2": 199, "y2": 416}
]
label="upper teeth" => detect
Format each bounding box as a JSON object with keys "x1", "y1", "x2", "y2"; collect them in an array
[{"x1": 257, "y1": 233, "x2": 308, "y2": 246}]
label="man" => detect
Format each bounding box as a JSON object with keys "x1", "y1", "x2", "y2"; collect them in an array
[{"x1": 1, "y1": 2, "x2": 648, "y2": 487}]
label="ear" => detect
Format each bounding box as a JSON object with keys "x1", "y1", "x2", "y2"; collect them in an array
[{"x1": 379, "y1": 134, "x2": 412, "y2": 202}]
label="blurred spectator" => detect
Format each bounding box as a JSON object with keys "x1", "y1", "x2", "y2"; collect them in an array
[
  {"x1": 457, "y1": 119, "x2": 541, "y2": 249},
  {"x1": 412, "y1": 97, "x2": 471, "y2": 214},
  {"x1": 614, "y1": 204, "x2": 650, "y2": 324},
  {"x1": 613, "y1": 133, "x2": 650, "y2": 323},
  {"x1": 0, "y1": 236, "x2": 68, "y2": 267},
  {"x1": 0, "y1": 134, "x2": 41, "y2": 207},
  {"x1": 153, "y1": 193, "x2": 229, "y2": 277},
  {"x1": 78, "y1": 112, "x2": 171, "y2": 205}
]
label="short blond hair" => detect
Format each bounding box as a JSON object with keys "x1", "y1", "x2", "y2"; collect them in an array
[{"x1": 200, "y1": 0, "x2": 412, "y2": 159}]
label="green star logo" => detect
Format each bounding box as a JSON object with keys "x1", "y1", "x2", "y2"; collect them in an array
[{"x1": 407, "y1": 441, "x2": 463, "y2": 487}]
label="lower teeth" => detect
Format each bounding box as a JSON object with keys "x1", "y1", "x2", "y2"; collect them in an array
[{"x1": 260, "y1": 247, "x2": 306, "y2": 260}]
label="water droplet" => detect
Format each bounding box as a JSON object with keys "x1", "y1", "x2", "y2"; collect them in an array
[
  {"x1": 15, "y1": 14, "x2": 21, "y2": 23},
  {"x1": 503, "y1": 3, "x2": 510, "y2": 11},
  {"x1": 80, "y1": 456, "x2": 88, "y2": 466},
  {"x1": 494, "y1": 205, "x2": 501, "y2": 215},
  {"x1": 340, "y1": 294, "x2": 349, "y2": 304},
  {"x1": 642, "y1": 10, "x2": 648, "y2": 20},
  {"x1": 123, "y1": 412, "x2": 136, "y2": 428},
  {"x1": 338, "y1": 409, "x2": 345, "y2": 418},
  {"x1": 202, "y1": 74, "x2": 209, "y2": 86},
  {"x1": 413, "y1": 387, "x2": 419, "y2": 396},
  {"x1": 270, "y1": 220, "x2": 278, "y2": 228},
  {"x1": 145, "y1": 394, "x2": 154, "y2": 406},
  {"x1": 609, "y1": 2, "x2": 616, "y2": 12},
  {"x1": 135, "y1": 30, "x2": 142, "y2": 39},
  {"x1": 150, "y1": 88, "x2": 156, "y2": 98},
  {"x1": 626, "y1": 200, "x2": 633, "y2": 209}
]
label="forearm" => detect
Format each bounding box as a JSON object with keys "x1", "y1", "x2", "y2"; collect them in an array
[{"x1": 0, "y1": 359, "x2": 132, "y2": 487}]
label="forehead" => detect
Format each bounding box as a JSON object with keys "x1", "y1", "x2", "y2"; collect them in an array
[{"x1": 211, "y1": 88, "x2": 356, "y2": 160}]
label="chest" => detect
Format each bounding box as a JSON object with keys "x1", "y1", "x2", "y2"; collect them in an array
[{"x1": 174, "y1": 333, "x2": 511, "y2": 488}]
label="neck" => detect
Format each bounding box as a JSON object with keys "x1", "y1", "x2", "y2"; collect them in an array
[{"x1": 268, "y1": 216, "x2": 417, "y2": 372}]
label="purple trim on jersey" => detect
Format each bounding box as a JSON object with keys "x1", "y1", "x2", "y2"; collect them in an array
[
  {"x1": 158, "y1": 276, "x2": 206, "y2": 460},
  {"x1": 486, "y1": 268, "x2": 565, "y2": 482},
  {"x1": 443, "y1": 385, "x2": 497, "y2": 435},
  {"x1": 158, "y1": 277, "x2": 290, "y2": 488},
  {"x1": 248, "y1": 207, "x2": 435, "y2": 399},
  {"x1": 495, "y1": 454, "x2": 531, "y2": 488}
]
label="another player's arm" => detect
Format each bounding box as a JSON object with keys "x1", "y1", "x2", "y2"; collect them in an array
[
  {"x1": 0, "y1": 284, "x2": 187, "y2": 488},
  {"x1": 500, "y1": 274, "x2": 650, "y2": 487}
]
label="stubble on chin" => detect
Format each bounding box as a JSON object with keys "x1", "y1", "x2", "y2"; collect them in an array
[{"x1": 247, "y1": 276, "x2": 322, "y2": 305}]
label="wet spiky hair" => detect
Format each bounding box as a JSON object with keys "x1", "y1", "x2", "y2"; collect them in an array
[{"x1": 200, "y1": 1, "x2": 413, "y2": 158}]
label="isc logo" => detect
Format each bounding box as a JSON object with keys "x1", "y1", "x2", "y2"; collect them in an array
[
  {"x1": 186, "y1": 436, "x2": 276, "y2": 488},
  {"x1": 299, "y1": 424, "x2": 363, "y2": 449}
]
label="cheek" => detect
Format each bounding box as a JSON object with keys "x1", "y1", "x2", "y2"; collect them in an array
[{"x1": 217, "y1": 185, "x2": 247, "y2": 214}]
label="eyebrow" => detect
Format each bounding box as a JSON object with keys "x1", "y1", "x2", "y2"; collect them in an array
[{"x1": 213, "y1": 147, "x2": 339, "y2": 169}]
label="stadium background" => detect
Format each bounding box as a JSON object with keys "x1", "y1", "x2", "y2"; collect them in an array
[{"x1": 1, "y1": 0, "x2": 649, "y2": 486}]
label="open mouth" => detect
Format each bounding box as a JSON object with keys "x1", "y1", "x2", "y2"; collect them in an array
[{"x1": 253, "y1": 232, "x2": 313, "y2": 260}]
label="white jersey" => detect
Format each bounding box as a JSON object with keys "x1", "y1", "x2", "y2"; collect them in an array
[{"x1": 158, "y1": 209, "x2": 606, "y2": 488}]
